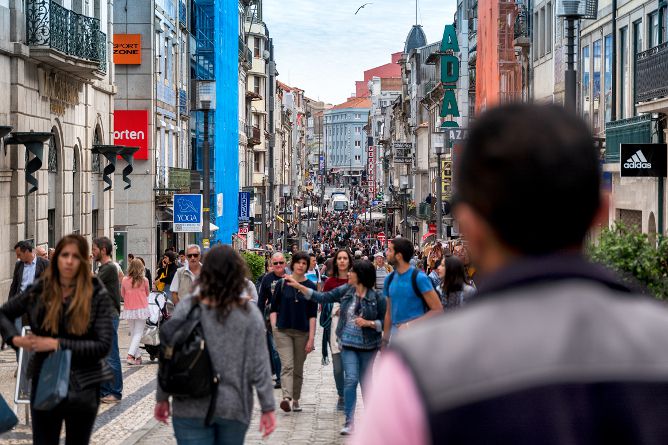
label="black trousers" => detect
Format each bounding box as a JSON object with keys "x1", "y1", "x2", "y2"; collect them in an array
[{"x1": 31, "y1": 386, "x2": 99, "y2": 445}]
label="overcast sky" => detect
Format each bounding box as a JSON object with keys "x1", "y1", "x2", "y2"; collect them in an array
[{"x1": 263, "y1": 0, "x2": 457, "y2": 105}]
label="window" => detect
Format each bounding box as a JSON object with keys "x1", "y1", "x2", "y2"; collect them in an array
[
  {"x1": 355, "y1": 113, "x2": 361, "y2": 119},
  {"x1": 355, "y1": 140, "x2": 361, "y2": 147},
  {"x1": 633, "y1": 20, "x2": 643, "y2": 114},
  {"x1": 593, "y1": 39, "x2": 601, "y2": 133},
  {"x1": 254, "y1": 76, "x2": 261, "y2": 95},
  {"x1": 620, "y1": 26, "x2": 628, "y2": 119},
  {"x1": 539, "y1": 7, "x2": 545, "y2": 57},
  {"x1": 649, "y1": 11, "x2": 659, "y2": 48},
  {"x1": 254, "y1": 152, "x2": 261, "y2": 172},
  {"x1": 546, "y1": 3, "x2": 552, "y2": 54},
  {"x1": 354, "y1": 155, "x2": 361, "y2": 161},
  {"x1": 533, "y1": 11, "x2": 539, "y2": 60},
  {"x1": 355, "y1": 127, "x2": 361, "y2": 134},
  {"x1": 582, "y1": 46, "x2": 590, "y2": 122},
  {"x1": 604, "y1": 34, "x2": 612, "y2": 123},
  {"x1": 254, "y1": 37, "x2": 261, "y2": 58}
]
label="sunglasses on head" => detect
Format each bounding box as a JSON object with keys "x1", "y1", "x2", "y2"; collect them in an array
[
  {"x1": 273, "y1": 261, "x2": 285, "y2": 265},
  {"x1": 187, "y1": 253, "x2": 200, "y2": 258}
]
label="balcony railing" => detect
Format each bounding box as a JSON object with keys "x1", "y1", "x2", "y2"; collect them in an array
[
  {"x1": 636, "y1": 42, "x2": 668, "y2": 103},
  {"x1": 26, "y1": 0, "x2": 106, "y2": 72},
  {"x1": 179, "y1": 0, "x2": 187, "y2": 29},
  {"x1": 247, "y1": 126, "x2": 261, "y2": 145}
]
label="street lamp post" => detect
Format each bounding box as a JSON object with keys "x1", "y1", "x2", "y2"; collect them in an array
[
  {"x1": 196, "y1": 80, "x2": 215, "y2": 250},
  {"x1": 283, "y1": 185, "x2": 289, "y2": 253},
  {"x1": 400, "y1": 174, "x2": 409, "y2": 238},
  {"x1": 435, "y1": 143, "x2": 444, "y2": 240}
]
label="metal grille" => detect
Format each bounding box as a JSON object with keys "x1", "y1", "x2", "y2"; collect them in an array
[
  {"x1": 636, "y1": 41, "x2": 668, "y2": 103},
  {"x1": 92, "y1": 129, "x2": 102, "y2": 173},
  {"x1": 47, "y1": 136, "x2": 57, "y2": 173}
]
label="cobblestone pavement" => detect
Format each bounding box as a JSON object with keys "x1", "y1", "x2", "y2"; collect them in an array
[{"x1": 0, "y1": 319, "x2": 351, "y2": 444}]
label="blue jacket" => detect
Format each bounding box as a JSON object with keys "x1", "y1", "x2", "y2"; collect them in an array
[{"x1": 306, "y1": 284, "x2": 386, "y2": 350}]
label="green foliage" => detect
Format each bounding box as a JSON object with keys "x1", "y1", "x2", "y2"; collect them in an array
[
  {"x1": 241, "y1": 252, "x2": 265, "y2": 283},
  {"x1": 588, "y1": 222, "x2": 668, "y2": 299}
]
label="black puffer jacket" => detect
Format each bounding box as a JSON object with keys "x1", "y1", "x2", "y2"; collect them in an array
[{"x1": 0, "y1": 277, "x2": 113, "y2": 379}]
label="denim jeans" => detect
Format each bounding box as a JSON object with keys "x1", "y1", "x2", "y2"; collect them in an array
[
  {"x1": 332, "y1": 352, "x2": 344, "y2": 398},
  {"x1": 173, "y1": 417, "x2": 248, "y2": 445},
  {"x1": 341, "y1": 347, "x2": 378, "y2": 424},
  {"x1": 100, "y1": 316, "x2": 123, "y2": 399},
  {"x1": 267, "y1": 331, "x2": 281, "y2": 383}
]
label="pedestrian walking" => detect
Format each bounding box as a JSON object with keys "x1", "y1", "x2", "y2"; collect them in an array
[
  {"x1": 0, "y1": 234, "x2": 113, "y2": 445},
  {"x1": 353, "y1": 104, "x2": 668, "y2": 444},
  {"x1": 286, "y1": 259, "x2": 386, "y2": 435},
  {"x1": 439, "y1": 256, "x2": 476, "y2": 310},
  {"x1": 381, "y1": 238, "x2": 442, "y2": 344},
  {"x1": 92, "y1": 236, "x2": 124, "y2": 403},
  {"x1": 155, "y1": 252, "x2": 178, "y2": 301},
  {"x1": 321, "y1": 249, "x2": 353, "y2": 411},
  {"x1": 258, "y1": 252, "x2": 288, "y2": 389},
  {"x1": 120, "y1": 259, "x2": 150, "y2": 365},
  {"x1": 170, "y1": 244, "x2": 202, "y2": 305},
  {"x1": 270, "y1": 251, "x2": 318, "y2": 413},
  {"x1": 154, "y1": 245, "x2": 276, "y2": 444},
  {"x1": 136, "y1": 256, "x2": 153, "y2": 290},
  {"x1": 373, "y1": 252, "x2": 392, "y2": 292}
]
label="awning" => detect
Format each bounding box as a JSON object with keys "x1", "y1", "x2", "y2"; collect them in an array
[{"x1": 422, "y1": 230, "x2": 436, "y2": 242}]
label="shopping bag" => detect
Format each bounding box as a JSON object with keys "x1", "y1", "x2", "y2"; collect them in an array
[
  {"x1": 141, "y1": 324, "x2": 160, "y2": 346},
  {"x1": 33, "y1": 349, "x2": 72, "y2": 411},
  {"x1": 0, "y1": 394, "x2": 18, "y2": 433}
]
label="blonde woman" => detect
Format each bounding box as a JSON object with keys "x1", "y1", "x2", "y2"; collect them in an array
[{"x1": 121, "y1": 259, "x2": 150, "y2": 365}]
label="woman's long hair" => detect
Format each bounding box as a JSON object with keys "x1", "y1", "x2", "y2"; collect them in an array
[
  {"x1": 41, "y1": 234, "x2": 94, "y2": 335},
  {"x1": 442, "y1": 256, "x2": 467, "y2": 297},
  {"x1": 128, "y1": 259, "x2": 145, "y2": 288},
  {"x1": 198, "y1": 245, "x2": 249, "y2": 318}
]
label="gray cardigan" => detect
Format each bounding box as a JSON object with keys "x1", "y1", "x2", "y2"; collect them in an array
[{"x1": 156, "y1": 296, "x2": 275, "y2": 424}]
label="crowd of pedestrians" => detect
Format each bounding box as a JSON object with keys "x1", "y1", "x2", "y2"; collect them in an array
[{"x1": 3, "y1": 104, "x2": 668, "y2": 444}]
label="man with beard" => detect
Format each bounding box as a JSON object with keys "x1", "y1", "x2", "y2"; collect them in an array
[{"x1": 381, "y1": 237, "x2": 442, "y2": 346}]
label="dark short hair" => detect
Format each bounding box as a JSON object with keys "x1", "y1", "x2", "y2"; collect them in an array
[
  {"x1": 199, "y1": 245, "x2": 249, "y2": 318},
  {"x1": 352, "y1": 260, "x2": 376, "y2": 290},
  {"x1": 14, "y1": 240, "x2": 33, "y2": 252},
  {"x1": 179, "y1": 250, "x2": 185, "y2": 255},
  {"x1": 164, "y1": 251, "x2": 176, "y2": 263},
  {"x1": 390, "y1": 238, "x2": 414, "y2": 263},
  {"x1": 455, "y1": 104, "x2": 599, "y2": 254},
  {"x1": 291, "y1": 251, "x2": 310, "y2": 269},
  {"x1": 92, "y1": 237, "x2": 113, "y2": 256}
]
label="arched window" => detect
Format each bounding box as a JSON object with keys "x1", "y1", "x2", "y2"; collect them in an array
[
  {"x1": 73, "y1": 145, "x2": 81, "y2": 234},
  {"x1": 47, "y1": 128, "x2": 60, "y2": 248}
]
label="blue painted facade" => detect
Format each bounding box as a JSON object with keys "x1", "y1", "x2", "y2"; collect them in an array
[{"x1": 191, "y1": 0, "x2": 239, "y2": 245}]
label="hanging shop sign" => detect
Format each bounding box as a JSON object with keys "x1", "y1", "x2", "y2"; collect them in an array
[
  {"x1": 238, "y1": 191, "x2": 251, "y2": 222},
  {"x1": 173, "y1": 194, "x2": 203, "y2": 233},
  {"x1": 439, "y1": 25, "x2": 460, "y2": 128},
  {"x1": 620, "y1": 144, "x2": 667, "y2": 177},
  {"x1": 114, "y1": 110, "x2": 149, "y2": 160},
  {"x1": 368, "y1": 145, "x2": 376, "y2": 196},
  {"x1": 113, "y1": 34, "x2": 142, "y2": 64},
  {"x1": 393, "y1": 142, "x2": 413, "y2": 164}
]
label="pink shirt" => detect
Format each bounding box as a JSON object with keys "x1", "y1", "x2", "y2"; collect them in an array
[
  {"x1": 121, "y1": 277, "x2": 149, "y2": 310},
  {"x1": 349, "y1": 352, "x2": 429, "y2": 445}
]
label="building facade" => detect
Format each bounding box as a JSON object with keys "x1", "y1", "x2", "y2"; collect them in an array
[{"x1": 1, "y1": 0, "x2": 115, "y2": 300}]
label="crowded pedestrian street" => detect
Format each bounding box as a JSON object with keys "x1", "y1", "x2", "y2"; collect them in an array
[{"x1": 4, "y1": 0, "x2": 668, "y2": 443}]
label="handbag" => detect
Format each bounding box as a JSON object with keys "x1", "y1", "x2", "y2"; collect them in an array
[
  {"x1": 0, "y1": 394, "x2": 18, "y2": 433},
  {"x1": 33, "y1": 349, "x2": 72, "y2": 411},
  {"x1": 141, "y1": 324, "x2": 160, "y2": 346}
]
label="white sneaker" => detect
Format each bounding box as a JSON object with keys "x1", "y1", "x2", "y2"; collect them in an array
[{"x1": 340, "y1": 424, "x2": 353, "y2": 435}]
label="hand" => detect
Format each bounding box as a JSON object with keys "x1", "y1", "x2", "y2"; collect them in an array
[
  {"x1": 283, "y1": 275, "x2": 298, "y2": 288},
  {"x1": 334, "y1": 308, "x2": 340, "y2": 317},
  {"x1": 259, "y1": 411, "x2": 276, "y2": 438},
  {"x1": 11, "y1": 335, "x2": 32, "y2": 351},
  {"x1": 154, "y1": 401, "x2": 170, "y2": 424},
  {"x1": 305, "y1": 338, "x2": 314, "y2": 354},
  {"x1": 29, "y1": 336, "x2": 59, "y2": 353},
  {"x1": 354, "y1": 317, "x2": 371, "y2": 328}
]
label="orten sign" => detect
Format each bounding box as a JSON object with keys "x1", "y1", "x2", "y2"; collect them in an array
[
  {"x1": 114, "y1": 110, "x2": 149, "y2": 160},
  {"x1": 439, "y1": 25, "x2": 460, "y2": 128},
  {"x1": 113, "y1": 34, "x2": 141, "y2": 65}
]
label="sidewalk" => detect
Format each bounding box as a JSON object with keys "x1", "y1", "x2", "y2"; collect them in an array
[{"x1": 0, "y1": 320, "x2": 351, "y2": 444}]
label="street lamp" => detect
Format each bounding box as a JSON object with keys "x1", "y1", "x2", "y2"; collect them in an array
[
  {"x1": 400, "y1": 174, "x2": 409, "y2": 238},
  {"x1": 195, "y1": 80, "x2": 216, "y2": 249},
  {"x1": 435, "y1": 143, "x2": 445, "y2": 240},
  {"x1": 282, "y1": 185, "x2": 290, "y2": 253}
]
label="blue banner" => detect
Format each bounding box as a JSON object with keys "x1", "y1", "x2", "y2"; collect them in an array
[
  {"x1": 173, "y1": 194, "x2": 203, "y2": 232},
  {"x1": 238, "y1": 191, "x2": 251, "y2": 221}
]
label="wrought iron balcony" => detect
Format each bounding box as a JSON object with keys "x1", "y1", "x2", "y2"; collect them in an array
[
  {"x1": 26, "y1": 0, "x2": 107, "y2": 77},
  {"x1": 636, "y1": 42, "x2": 668, "y2": 103},
  {"x1": 179, "y1": 0, "x2": 188, "y2": 29},
  {"x1": 247, "y1": 126, "x2": 261, "y2": 146}
]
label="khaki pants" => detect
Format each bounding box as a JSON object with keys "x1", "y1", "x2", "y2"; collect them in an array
[{"x1": 274, "y1": 328, "x2": 309, "y2": 401}]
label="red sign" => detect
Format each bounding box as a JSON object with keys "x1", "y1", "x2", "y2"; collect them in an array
[
  {"x1": 367, "y1": 145, "x2": 376, "y2": 196},
  {"x1": 239, "y1": 226, "x2": 249, "y2": 235},
  {"x1": 114, "y1": 110, "x2": 149, "y2": 160}
]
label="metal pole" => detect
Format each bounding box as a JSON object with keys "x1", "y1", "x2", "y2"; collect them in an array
[
  {"x1": 202, "y1": 107, "x2": 210, "y2": 248},
  {"x1": 436, "y1": 151, "x2": 443, "y2": 239},
  {"x1": 268, "y1": 38, "x2": 276, "y2": 247},
  {"x1": 564, "y1": 17, "x2": 577, "y2": 113},
  {"x1": 283, "y1": 196, "x2": 288, "y2": 253},
  {"x1": 403, "y1": 192, "x2": 408, "y2": 238}
]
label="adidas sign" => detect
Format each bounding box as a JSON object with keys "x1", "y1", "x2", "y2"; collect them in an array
[{"x1": 624, "y1": 150, "x2": 652, "y2": 169}]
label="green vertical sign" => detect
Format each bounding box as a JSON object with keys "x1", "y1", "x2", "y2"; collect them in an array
[{"x1": 440, "y1": 25, "x2": 460, "y2": 128}]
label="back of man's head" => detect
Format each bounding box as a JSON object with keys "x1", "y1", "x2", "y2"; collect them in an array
[
  {"x1": 455, "y1": 104, "x2": 600, "y2": 255},
  {"x1": 93, "y1": 236, "x2": 113, "y2": 257}
]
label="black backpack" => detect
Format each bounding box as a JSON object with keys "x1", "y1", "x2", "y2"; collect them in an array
[
  {"x1": 158, "y1": 302, "x2": 220, "y2": 425},
  {"x1": 386, "y1": 268, "x2": 434, "y2": 313}
]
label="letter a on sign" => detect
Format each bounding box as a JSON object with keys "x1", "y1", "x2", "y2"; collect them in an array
[
  {"x1": 440, "y1": 25, "x2": 459, "y2": 53},
  {"x1": 440, "y1": 90, "x2": 460, "y2": 124}
]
